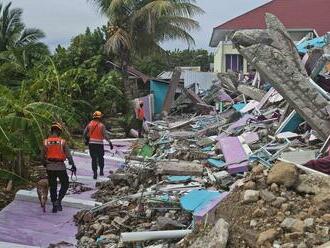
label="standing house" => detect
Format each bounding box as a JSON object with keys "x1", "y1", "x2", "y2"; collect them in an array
[{"x1": 210, "y1": 0, "x2": 330, "y2": 73}]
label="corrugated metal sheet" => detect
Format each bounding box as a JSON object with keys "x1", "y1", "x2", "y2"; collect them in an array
[
  {"x1": 157, "y1": 71, "x2": 218, "y2": 92},
  {"x1": 157, "y1": 71, "x2": 185, "y2": 80},
  {"x1": 183, "y1": 71, "x2": 218, "y2": 91}
]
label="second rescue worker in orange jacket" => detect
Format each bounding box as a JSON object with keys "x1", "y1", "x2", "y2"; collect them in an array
[
  {"x1": 136, "y1": 101, "x2": 145, "y2": 138},
  {"x1": 42, "y1": 122, "x2": 76, "y2": 213},
  {"x1": 83, "y1": 111, "x2": 113, "y2": 179}
]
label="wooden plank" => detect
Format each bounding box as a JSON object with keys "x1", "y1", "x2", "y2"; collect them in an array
[{"x1": 162, "y1": 69, "x2": 181, "y2": 113}]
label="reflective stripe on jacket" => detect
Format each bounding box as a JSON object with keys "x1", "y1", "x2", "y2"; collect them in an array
[
  {"x1": 88, "y1": 120, "x2": 104, "y2": 144},
  {"x1": 44, "y1": 136, "x2": 66, "y2": 161}
]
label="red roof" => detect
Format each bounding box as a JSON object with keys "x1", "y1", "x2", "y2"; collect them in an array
[{"x1": 215, "y1": 0, "x2": 330, "y2": 36}]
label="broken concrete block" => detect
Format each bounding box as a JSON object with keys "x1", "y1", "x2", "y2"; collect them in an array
[
  {"x1": 257, "y1": 228, "x2": 278, "y2": 245},
  {"x1": 243, "y1": 190, "x2": 260, "y2": 203},
  {"x1": 232, "y1": 13, "x2": 330, "y2": 140},
  {"x1": 197, "y1": 137, "x2": 216, "y2": 147},
  {"x1": 304, "y1": 218, "x2": 314, "y2": 230},
  {"x1": 156, "y1": 217, "x2": 185, "y2": 230},
  {"x1": 190, "y1": 218, "x2": 229, "y2": 248},
  {"x1": 267, "y1": 162, "x2": 298, "y2": 188},
  {"x1": 156, "y1": 161, "x2": 204, "y2": 176},
  {"x1": 321, "y1": 214, "x2": 330, "y2": 223},
  {"x1": 213, "y1": 171, "x2": 230, "y2": 181},
  {"x1": 281, "y1": 218, "x2": 305, "y2": 233},
  {"x1": 260, "y1": 189, "x2": 276, "y2": 202},
  {"x1": 237, "y1": 84, "x2": 266, "y2": 102}
]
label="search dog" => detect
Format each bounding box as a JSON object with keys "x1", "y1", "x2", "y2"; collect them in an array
[{"x1": 36, "y1": 178, "x2": 49, "y2": 213}]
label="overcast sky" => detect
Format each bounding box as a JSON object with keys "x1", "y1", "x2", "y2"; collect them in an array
[{"x1": 5, "y1": 0, "x2": 270, "y2": 51}]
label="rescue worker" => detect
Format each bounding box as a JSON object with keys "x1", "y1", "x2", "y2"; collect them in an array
[
  {"x1": 83, "y1": 111, "x2": 113, "y2": 179},
  {"x1": 42, "y1": 122, "x2": 76, "y2": 213},
  {"x1": 136, "y1": 101, "x2": 145, "y2": 138}
]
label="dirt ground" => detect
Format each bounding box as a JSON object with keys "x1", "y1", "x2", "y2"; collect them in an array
[{"x1": 181, "y1": 164, "x2": 330, "y2": 248}]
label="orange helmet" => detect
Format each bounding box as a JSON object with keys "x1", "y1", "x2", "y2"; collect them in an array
[
  {"x1": 93, "y1": 111, "x2": 103, "y2": 119},
  {"x1": 51, "y1": 122, "x2": 62, "y2": 132}
]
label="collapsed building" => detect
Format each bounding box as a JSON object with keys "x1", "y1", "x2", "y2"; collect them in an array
[{"x1": 74, "y1": 15, "x2": 330, "y2": 248}]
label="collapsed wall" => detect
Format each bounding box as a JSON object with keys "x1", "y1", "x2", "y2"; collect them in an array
[{"x1": 232, "y1": 13, "x2": 330, "y2": 140}]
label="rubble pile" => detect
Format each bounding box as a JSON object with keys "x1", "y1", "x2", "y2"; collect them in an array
[
  {"x1": 67, "y1": 182, "x2": 93, "y2": 195},
  {"x1": 181, "y1": 163, "x2": 330, "y2": 248},
  {"x1": 74, "y1": 14, "x2": 329, "y2": 248}
]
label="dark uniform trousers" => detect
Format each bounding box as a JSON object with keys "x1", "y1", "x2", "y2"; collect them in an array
[
  {"x1": 46, "y1": 170, "x2": 69, "y2": 203},
  {"x1": 89, "y1": 143, "x2": 105, "y2": 173}
]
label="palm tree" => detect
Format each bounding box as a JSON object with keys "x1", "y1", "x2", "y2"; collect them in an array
[
  {"x1": 88, "y1": 0, "x2": 203, "y2": 99},
  {"x1": 0, "y1": 2, "x2": 45, "y2": 52}
]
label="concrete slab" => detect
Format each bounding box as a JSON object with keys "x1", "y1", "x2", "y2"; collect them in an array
[
  {"x1": 73, "y1": 151, "x2": 126, "y2": 163},
  {"x1": 156, "y1": 161, "x2": 204, "y2": 176},
  {"x1": 0, "y1": 201, "x2": 77, "y2": 247},
  {"x1": 15, "y1": 190, "x2": 101, "y2": 209},
  {"x1": 0, "y1": 241, "x2": 39, "y2": 248},
  {"x1": 280, "y1": 150, "x2": 318, "y2": 165}
]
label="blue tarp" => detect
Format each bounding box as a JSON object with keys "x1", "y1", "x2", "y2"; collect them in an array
[
  {"x1": 296, "y1": 36, "x2": 327, "y2": 54},
  {"x1": 150, "y1": 80, "x2": 169, "y2": 114},
  {"x1": 180, "y1": 189, "x2": 221, "y2": 213}
]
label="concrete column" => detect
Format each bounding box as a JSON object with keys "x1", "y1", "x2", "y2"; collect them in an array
[{"x1": 232, "y1": 13, "x2": 330, "y2": 140}]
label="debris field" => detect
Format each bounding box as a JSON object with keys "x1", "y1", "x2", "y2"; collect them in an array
[{"x1": 74, "y1": 14, "x2": 330, "y2": 248}]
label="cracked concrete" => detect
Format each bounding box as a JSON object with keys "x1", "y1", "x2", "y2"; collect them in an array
[{"x1": 232, "y1": 13, "x2": 330, "y2": 140}]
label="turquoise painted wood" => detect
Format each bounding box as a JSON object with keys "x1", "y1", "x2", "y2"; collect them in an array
[
  {"x1": 166, "y1": 176, "x2": 192, "y2": 183},
  {"x1": 207, "y1": 158, "x2": 226, "y2": 169},
  {"x1": 180, "y1": 189, "x2": 221, "y2": 213},
  {"x1": 280, "y1": 112, "x2": 304, "y2": 133},
  {"x1": 150, "y1": 80, "x2": 169, "y2": 114},
  {"x1": 233, "y1": 103, "x2": 246, "y2": 111}
]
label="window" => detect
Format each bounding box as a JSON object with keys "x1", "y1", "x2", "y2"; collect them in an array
[{"x1": 225, "y1": 54, "x2": 244, "y2": 72}]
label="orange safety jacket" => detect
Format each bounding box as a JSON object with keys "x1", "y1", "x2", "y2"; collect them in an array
[
  {"x1": 88, "y1": 120, "x2": 104, "y2": 143},
  {"x1": 137, "y1": 108, "x2": 145, "y2": 121},
  {"x1": 44, "y1": 136, "x2": 66, "y2": 161}
]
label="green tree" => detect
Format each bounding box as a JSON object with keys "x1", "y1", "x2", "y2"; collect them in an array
[
  {"x1": 0, "y1": 2, "x2": 45, "y2": 52},
  {"x1": 0, "y1": 84, "x2": 77, "y2": 177},
  {"x1": 0, "y1": 2, "x2": 49, "y2": 88},
  {"x1": 0, "y1": 43, "x2": 49, "y2": 87},
  {"x1": 89, "y1": 0, "x2": 203, "y2": 99},
  {"x1": 52, "y1": 28, "x2": 126, "y2": 117},
  {"x1": 133, "y1": 49, "x2": 214, "y2": 76}
]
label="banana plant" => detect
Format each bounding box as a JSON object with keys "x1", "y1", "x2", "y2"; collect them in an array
[{"x1": 0, "y1": 84, "x2": 78, "y2": 177}]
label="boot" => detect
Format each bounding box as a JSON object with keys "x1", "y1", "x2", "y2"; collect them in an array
[
  {"x1": 52, "y1": 202, "x2": 57, "y2": 213},
  {"x1": 93, "y1": 171, "x2": 97, "y2": 180},
  {"x1": 100, "y1": 169, "x2": 104, "y2": 176},
  {"x1": 57, "y1": 200, "x2": 63, "y2": 211}
]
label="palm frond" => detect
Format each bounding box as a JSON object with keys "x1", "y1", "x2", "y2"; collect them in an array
[
  {"x1": 105, "y1": 27, "x2": 132, "y2": 53},
  {"x1": 87, "y1": 0, "x2": 113, "y2": 14},
  {"x1": 16, "y1": 28, "x2": 45, "y2": 47}
]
